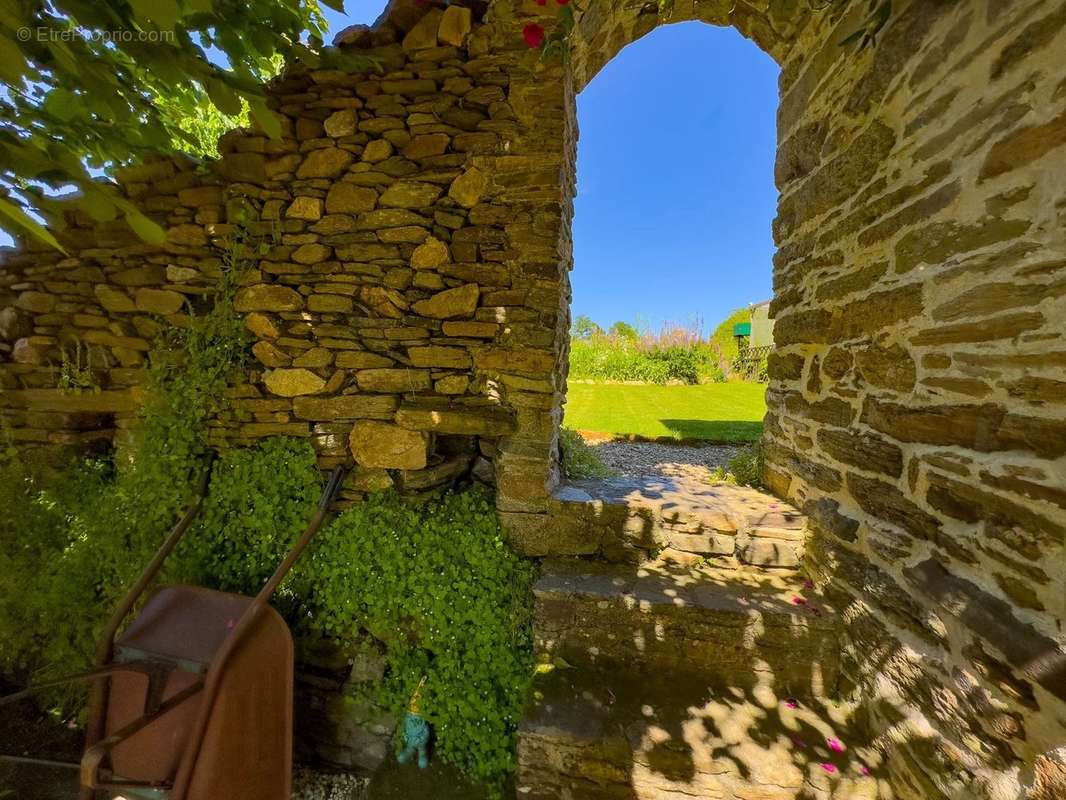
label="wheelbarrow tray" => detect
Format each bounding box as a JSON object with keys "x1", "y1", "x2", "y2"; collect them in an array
[{"x1": 106, "y1": 585, "x2": 293, "y2": 800}]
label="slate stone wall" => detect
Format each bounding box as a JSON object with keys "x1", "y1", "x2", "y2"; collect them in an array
[
  {"x1": 759, "y1": 2, "x2": 1066, "y2": 798},
  {"x1": 1, "y1": 0, "x2": 1063, "y2": 795}
]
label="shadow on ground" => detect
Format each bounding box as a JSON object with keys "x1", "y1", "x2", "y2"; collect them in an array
[
  {"x1": 366, "y1": 753, "x2": 510, "y2": 799},
  {"x1": 0, "y1": 679, "x2": 81, "y2": 800},
  {"x1": 660, "y1": 418, "x2": 763, "y2": 441}
]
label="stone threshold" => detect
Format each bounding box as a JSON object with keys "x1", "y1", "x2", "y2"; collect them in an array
[{"x1": 546, "y1": 475, "x2": 808, "y2": 567}]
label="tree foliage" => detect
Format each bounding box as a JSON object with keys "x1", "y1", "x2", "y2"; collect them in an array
[
  {"x1": 570, "y1": 314, "x2": 602, "y2": 341},
  {"x1": 608, "y1": 320, "x2": 638, "y2": 341},
  {"x1": 0, "y1": 0, "x2": 366, "y2": 248}
]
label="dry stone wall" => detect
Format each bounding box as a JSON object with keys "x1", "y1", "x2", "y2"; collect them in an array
[
  {"x1": 545, "y1": 0, "x2": 1066, "y2": 798},
  {"x1": 759, "y1": 2, "x2": 1066, "y2": 799},
  {"x1": 0, "y1": 0, "x2": 565, "y2": 506},
  {"x1": 1, "y1": 0, "x2": 1064, "y2": 797}
]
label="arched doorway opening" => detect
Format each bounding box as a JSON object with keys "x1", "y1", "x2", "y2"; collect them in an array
[{"x1": 562, "y1": 21, "x2": 779, "y2": 481}]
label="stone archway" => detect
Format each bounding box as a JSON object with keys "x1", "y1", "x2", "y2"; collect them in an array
[
  {"x1": 1, "y1": 0, "x2": 1063, "y2": 795},
  {"x1": 496, "y1": 1, "x2": 1066, "y2": 797}
]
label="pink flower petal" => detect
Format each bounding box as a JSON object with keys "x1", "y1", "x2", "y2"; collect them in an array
[
  {"x1": 860, "y1": 765, "x2": 872, "y2": 776},
  {"x1": 791, "y1": 596, "x2": 807, "y2": 605},
  {"x1": 523, "y1": 23, "x2": 546, "y2": 48},
  {"x1": 226, "y1": 619, "x2": 236, "y2": 629},
  {"x1": 827, "y1": 737, "x2": 845, "y2": 752},
  {"x1": 803, "y1": 580, "x2": 814, "y2": 590},
  {"x1": 821, "y1": 763, "x2": 837, "y2": 773},
  {"x1": 785, "y1": 699, "x2": 798, "y2": 709}
]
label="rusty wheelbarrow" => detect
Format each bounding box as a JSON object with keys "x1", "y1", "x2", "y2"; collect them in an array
[{"x1": 1, "y1": 462, "x2": 347, "y2": 800}]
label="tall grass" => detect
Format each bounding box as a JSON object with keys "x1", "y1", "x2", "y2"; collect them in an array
[{"x1": 569, "y1": 319, "x2": 730, "y2": 384}]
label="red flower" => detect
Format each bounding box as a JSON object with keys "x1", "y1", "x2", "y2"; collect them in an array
[{"x1": 523, "y1": 23, "x2": 545, "y2": 48}]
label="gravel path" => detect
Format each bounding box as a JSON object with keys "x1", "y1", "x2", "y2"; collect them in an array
[{"x1": 587, "y1": 440, "x2": 744, "y2": 482}]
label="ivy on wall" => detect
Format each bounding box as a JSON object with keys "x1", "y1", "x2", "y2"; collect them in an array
[{"x1": 0, "y1": 233, "x2": 251, "y2": 706}]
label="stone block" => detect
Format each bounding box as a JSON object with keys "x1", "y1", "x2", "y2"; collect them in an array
[
  {"x1": 355, "y1": 368, "x2": 431, "y2": 393},
  {"x1": 264, "y1": 368, "x2": 326, "y2": 397},
  {"x1": 395, "y1": 403, "x2": 515, "y2": 435},
  {"x1": 135, "y1": 288, "x2": 184, "y2": 314},
  {"x1": 293, "y1": 394, "x2": 398, "y2": 421},
  {"x1": 95, "y1": 285, "x2": 135, "y2": 312},
  {"x1": 401, "y1": 9, "x2": 444, "y2": 52},
  {"x1": 411, "y1": 283, "x2": 478, "y2": 319},
  {"x1": 323, "y1": 109, "x2": 357, "y2": 138},
  {"x1": 379, "y1": 181, "x2": 442, "y2": 209},
  {"x1": 438, "y1": 5, "x2": 472, "y2": 47},
  {"x1": 286, "y1": 197, "x2": 324, "y2": 221},
  {"x1": 407, "y1": 346, "x2": 471, "y2": 368},
  {"x1": 325, "y1": 183, "x2": 377, "y2": 214},
  {"x1": 296, "y1": 147, "x2": 354, "y2": 179},
  {"x1": 235, "y1": 285, "x2": 305, "y2": 312},
  {"x1": 448, "y1": 167, "x2": 488, "y2": 207},
  {"x1": 349, "y1": 420, "x2": 428, "y2": 470}
]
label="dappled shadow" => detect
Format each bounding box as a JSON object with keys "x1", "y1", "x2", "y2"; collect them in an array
[
  {"x1": 555, "y1": 473, "x2": 805, "y2": 566},
  {"x1": 659, "y1": 418, "x2": 764, "y2": 443},
  {"x1": 521, "y1": 653, "x2": 885, "y2": 799}
]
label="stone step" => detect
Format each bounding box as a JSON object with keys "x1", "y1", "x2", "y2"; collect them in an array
[
  {"x1": 517, "y1": 667, "x2": 882, "y2": 800},
  {"x1": 533, "y1": 558, "x2": 839, "y2": 695},
  {"x1": 544, "y1": 476, "x2": 808, "y2": 567}
]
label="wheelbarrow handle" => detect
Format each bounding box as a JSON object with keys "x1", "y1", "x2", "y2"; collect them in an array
[
  {"x1": 170, "y1": 464, "x2": 347, "y2": 800},
  {"x1": 82, "y1": 455, "x2": 214, "y2": 785},
  {"x1": 0, "y1": 663, "x2": 161, "y2": 708}
]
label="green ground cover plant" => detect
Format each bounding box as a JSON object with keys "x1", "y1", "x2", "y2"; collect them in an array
[
  {"x1": 564, "y1": 382, "x2": 766, "y2": 442},
  {"x1": 306, "y1": 489, "x2": 534, "y2": 791}
]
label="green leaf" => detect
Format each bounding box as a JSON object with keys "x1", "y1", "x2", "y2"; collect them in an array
[
  {"x1": 320, "y1": 0, "x2": 345, "y2": 12},
  {"x1": 130, "y1": 0, "x2": 181, "y2": 29},
  {"x1": 206, "y1": 79, "x2": 243, "y2": 116},
  {"x1": 78, "y1": 192, "x2": 118, "y2": 222},
  {"x1": 0, "y1": 197, "x2": 68, "y2": 253},
  {"x1": 0, "y1": 34, "x2": 27, "y2": 85},
  {"x1": 248, "y1": 99, "x2": 281, "y2": 139},
  {"x1": 43, "y1": 89, "x2": 81, "y2": 122},
  {"x1": 124, "y1": 209, "x2": 166, "y2": 244}
]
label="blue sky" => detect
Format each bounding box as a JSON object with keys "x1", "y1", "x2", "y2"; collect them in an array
[
  {"x1": 331, "y1": 6, "x2": 782, "y2": 334},
  {"x1": 5, "y1": 5, "x2": 781, "y2": 338},
  {"x1": 572, "y1": 22, "x2": 779, "y2": 335}
]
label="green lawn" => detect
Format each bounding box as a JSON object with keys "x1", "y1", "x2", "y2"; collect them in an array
[{"x1": 564, "y1": 382, "x2": 767, "y2": 443}]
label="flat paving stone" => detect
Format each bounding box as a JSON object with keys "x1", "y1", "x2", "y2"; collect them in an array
[{"x1": 519, "y1": 667, "x2": 885, "y2": 800}]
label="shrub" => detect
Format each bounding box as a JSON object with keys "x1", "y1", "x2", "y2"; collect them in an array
[
  {"x1": 169, "y1": 437, "x2": 323, "y2": 617},
  {"x1": 559, "y1": 427, "x2": 613, "y2": 479},
  {"x1": 569, "y1": 334, "x2": 725, "y2": 384}
]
